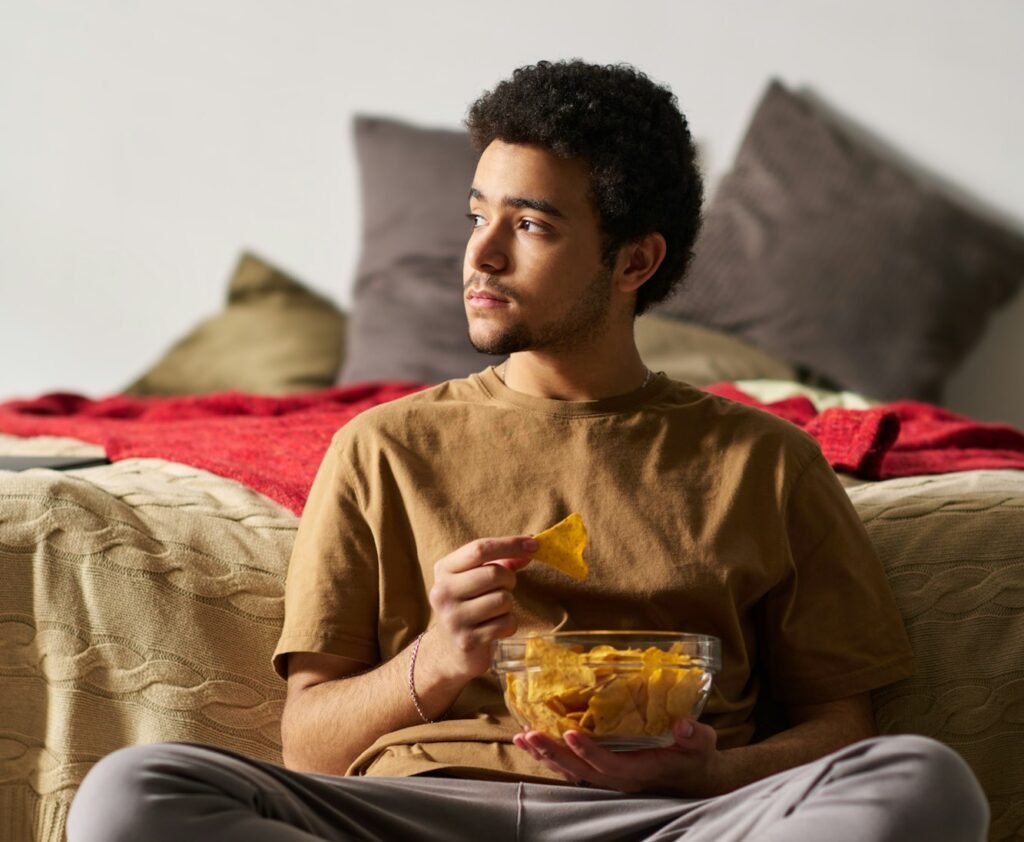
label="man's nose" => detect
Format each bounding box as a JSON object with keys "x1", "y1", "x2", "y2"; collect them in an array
[{"x1": 466, "y1": 223, "x2": 509, "y2": 274}]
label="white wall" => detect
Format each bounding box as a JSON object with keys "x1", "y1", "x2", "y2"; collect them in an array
[{"x1": 2, "y1": 0, "x2": 1022, "y2": 422}]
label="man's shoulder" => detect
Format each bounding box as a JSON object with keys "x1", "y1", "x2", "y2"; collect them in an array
[
  {"x1": 330, "y1": 374, "x2": 487, "y2": 446},
  {"x1": 659, "y1": 378, "x2": 805, "y2": 432},
  {"x1": 659, "y1": 379, "x2": 822, "y2": 463}
]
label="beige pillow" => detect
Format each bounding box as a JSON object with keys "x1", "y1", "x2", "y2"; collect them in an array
[
  {"x1": 636, "y1": 314, "x2": 795, "y2": 386},
  {"x1": 125, "y1": 253, "x2": 346, "y2": 395}
]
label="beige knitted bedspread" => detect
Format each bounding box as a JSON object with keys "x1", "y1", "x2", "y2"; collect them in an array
[
  {"x1": 847, "y1": 470, "x2": 1024, "y2": 842},
  {"x1": 0, "y1": 435, "x2": 297, "y2": 841},
  {"x1": 1, "y1": 434, "x2": 1022, "y2": 842}
]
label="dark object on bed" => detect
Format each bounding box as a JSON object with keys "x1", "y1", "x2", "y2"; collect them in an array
[{"x1": 0, "y1": 455, "x2": 110, "y2": 471}]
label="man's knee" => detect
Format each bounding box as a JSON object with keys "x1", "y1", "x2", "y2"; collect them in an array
[
  {"x1": 869, "y1": 735, "x2": 989, "y2": 841},
  {"x1": 67, "y1": 743, "x2": 203, "y2": 842}
]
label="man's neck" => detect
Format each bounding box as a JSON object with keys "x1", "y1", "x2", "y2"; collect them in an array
[{"x1": 499, "y1": 346, "x2": 649, "y2": 401}]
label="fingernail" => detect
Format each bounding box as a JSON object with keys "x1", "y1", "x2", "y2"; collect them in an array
[
  {"x1": 680, "y1": 721, "x2": 694, "y2": 739},
  {"x1": 523, "y1": 538, "x2": 539, "y2": 552}
]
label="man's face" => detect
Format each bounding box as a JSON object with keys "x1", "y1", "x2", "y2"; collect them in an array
[{"x1": 464, "y1": 141, "x2": 614, "y2": 357}]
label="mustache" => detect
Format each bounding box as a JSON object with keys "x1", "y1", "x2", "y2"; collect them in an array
[{"x1": 464, "y1": 273, "x2": 518, "y2": 302}]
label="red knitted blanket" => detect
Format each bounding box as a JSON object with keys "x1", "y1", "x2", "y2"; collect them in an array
[
  {"x1": 0, "y1": 384, "x2": 426, "y2": 514},
  {"x1": 2, "y1": 383, "x2": 1022, "y2": 515},
  {"x1": 705, "y1": 383, "x2": 1024, "y2": 479}
]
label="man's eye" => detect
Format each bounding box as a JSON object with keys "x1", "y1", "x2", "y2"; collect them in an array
[
  {"x1": 520, "y1": 219, "x2": 547, "y2": 233},
  {"x1": 466, "y1": 213, "x2": 484, "y2": 227}
]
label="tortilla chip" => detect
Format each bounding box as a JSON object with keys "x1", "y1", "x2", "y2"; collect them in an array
[
  {"x1": 665, "y1": 670, "x2": 704, "y2": 718},
  {"x1": 532, "y1": 512, "x2": 589, "y2": 581}
]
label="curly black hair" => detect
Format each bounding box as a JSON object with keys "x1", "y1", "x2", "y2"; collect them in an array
[{"x1": 465, "y1": 59, "x2": 703, "y2": 315}]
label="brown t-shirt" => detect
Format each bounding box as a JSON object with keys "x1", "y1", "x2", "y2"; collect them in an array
[{"x1": 273, "y1": 367, "x2": 914, "y2": 782}]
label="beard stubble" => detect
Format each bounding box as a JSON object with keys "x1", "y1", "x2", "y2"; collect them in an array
[{"x1": 466, "y1": 265, "x2": 614, "y2": 357}]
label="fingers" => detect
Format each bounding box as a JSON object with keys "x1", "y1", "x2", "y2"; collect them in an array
[
  {"x1": 426, "y1": 536, "x2": 538, "y2": 679},
  {"x1": 672, "y1": 718, "x2": 717, "y2": 755},
  {"x1": 443, "y1": 611, "x2": 519, "y2": 656},
  {"x1": 438, "y1": 588, "x2": 516, "y2": 636},
  {"x1": 430, "y1": 561, "x2": 517, "y2": 630},
  {"x1": 513, "y1": 727, "x2": 710, "y2": 795},
  {"x1": 514, "y1": 732, "x2": 581, "y2": 781},
  {"x1": 516, "y1": 730, "x2": 641, "y2": 792},
  {"x1": 432, "y1": 562, "x2": 517, "y2": 605},
  {"x1": 438, "y1": 537, "x2": 538, "y2": 574},
  {"x1": 430, "y1": 537, "x2": 537, "y2": 629},
  {"x1": 561, "y1": 731, "x2": 630, "y2": 780}
]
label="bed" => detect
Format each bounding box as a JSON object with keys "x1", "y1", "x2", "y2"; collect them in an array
[{"x1": 3, "y1": 79, "x2": 1024, "y2": 842}]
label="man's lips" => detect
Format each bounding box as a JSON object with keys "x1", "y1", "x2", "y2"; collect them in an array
[{"x1": 466, "y1": 289, "x2": 510, "y2": 309}]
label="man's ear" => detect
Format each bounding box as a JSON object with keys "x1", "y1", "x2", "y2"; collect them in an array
[{"x1": 614, "y1": 232, "x2": 667, "y2": 293}]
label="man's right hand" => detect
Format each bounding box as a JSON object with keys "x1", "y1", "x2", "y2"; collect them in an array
[
  {"x1": 281, "y1": 534, "x2": 537, "y2": 774},
  {"x1": 425, "y1": 535, "x2": 538, "y2": 681}
]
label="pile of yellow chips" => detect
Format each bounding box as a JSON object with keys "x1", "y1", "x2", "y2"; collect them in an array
[{"x1": 503, "y1": 637, "x2": 708, "y2": 741}]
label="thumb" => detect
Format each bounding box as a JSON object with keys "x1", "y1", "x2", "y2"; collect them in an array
[{"x1": 672, "y1": 717, "x2": 716, "y2": 753}]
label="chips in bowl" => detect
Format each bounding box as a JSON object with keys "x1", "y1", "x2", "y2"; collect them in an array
[{"x1": 493, "y1": 631, "x2": 721, "y2": 751}]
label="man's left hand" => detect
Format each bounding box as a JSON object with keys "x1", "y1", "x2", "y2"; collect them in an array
[{"x1": 513, "y1": 717, "x2": 721, "y2": 797}]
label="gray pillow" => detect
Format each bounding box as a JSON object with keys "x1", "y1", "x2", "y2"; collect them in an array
[
  {"x1": 655, "y1": 80, "x2": 1024, "y2": 402},
  {"x1": 337, "y1": 115, "x2": 798, "y2": 387},
  {"x1": 338, "y1": 116, "x2": 492, "y2": 384}
]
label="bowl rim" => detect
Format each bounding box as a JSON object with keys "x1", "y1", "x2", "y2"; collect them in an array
[{"x1": 492, "y1": 630, "x2": 722, "y2": 673}]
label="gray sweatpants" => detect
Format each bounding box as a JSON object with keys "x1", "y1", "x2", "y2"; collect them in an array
[{"x1": 66, "y1": 735, "x2": 988, "y2": 842}]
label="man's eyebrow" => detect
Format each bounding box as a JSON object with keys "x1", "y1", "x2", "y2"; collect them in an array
[{"x1": 469, "y1": 187, "x2": 566, "y2": 219}]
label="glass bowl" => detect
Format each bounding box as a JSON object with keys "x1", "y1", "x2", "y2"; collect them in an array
[{"x1": 492, "y1": 631, "x2": 721, "y2": 751}]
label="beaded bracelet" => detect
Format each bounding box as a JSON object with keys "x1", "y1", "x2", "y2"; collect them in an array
[{"x1": 407, "y1": 631, "x2": 434, "y2": 724}]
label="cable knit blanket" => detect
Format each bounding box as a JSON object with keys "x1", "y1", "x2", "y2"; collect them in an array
[
  {"x1": 0, "y1": 438, "x2": 298, "y2": 842},
  {"x1": 1, "y1": 382, "x2": 1022, "y2": 516}
]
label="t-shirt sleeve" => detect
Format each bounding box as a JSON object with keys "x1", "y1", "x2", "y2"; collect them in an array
[
  {"x1": 271, "y1": 432, "x2": 380, "y2": 679},
  {"x1": 757, "y1": 453, "x2": 915, "y2": 704}
]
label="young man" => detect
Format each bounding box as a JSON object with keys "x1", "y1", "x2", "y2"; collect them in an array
[{"x1": 68, "y1": 60, "x2": 988, "y2": 841}]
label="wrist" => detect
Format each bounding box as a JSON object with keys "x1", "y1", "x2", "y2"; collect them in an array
[
  {"x1": 697, "y1": 747, "x2": 734, "y2": 797},
  {"x1": 405, "y1": 629, "x2": 470, "y2": 722},
  {"x1": 406, "y1": 633, "x2": 434, "y2": 723},
  {"x1": 695, "y1": 745, "x2": 778, "y2": 797}
]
